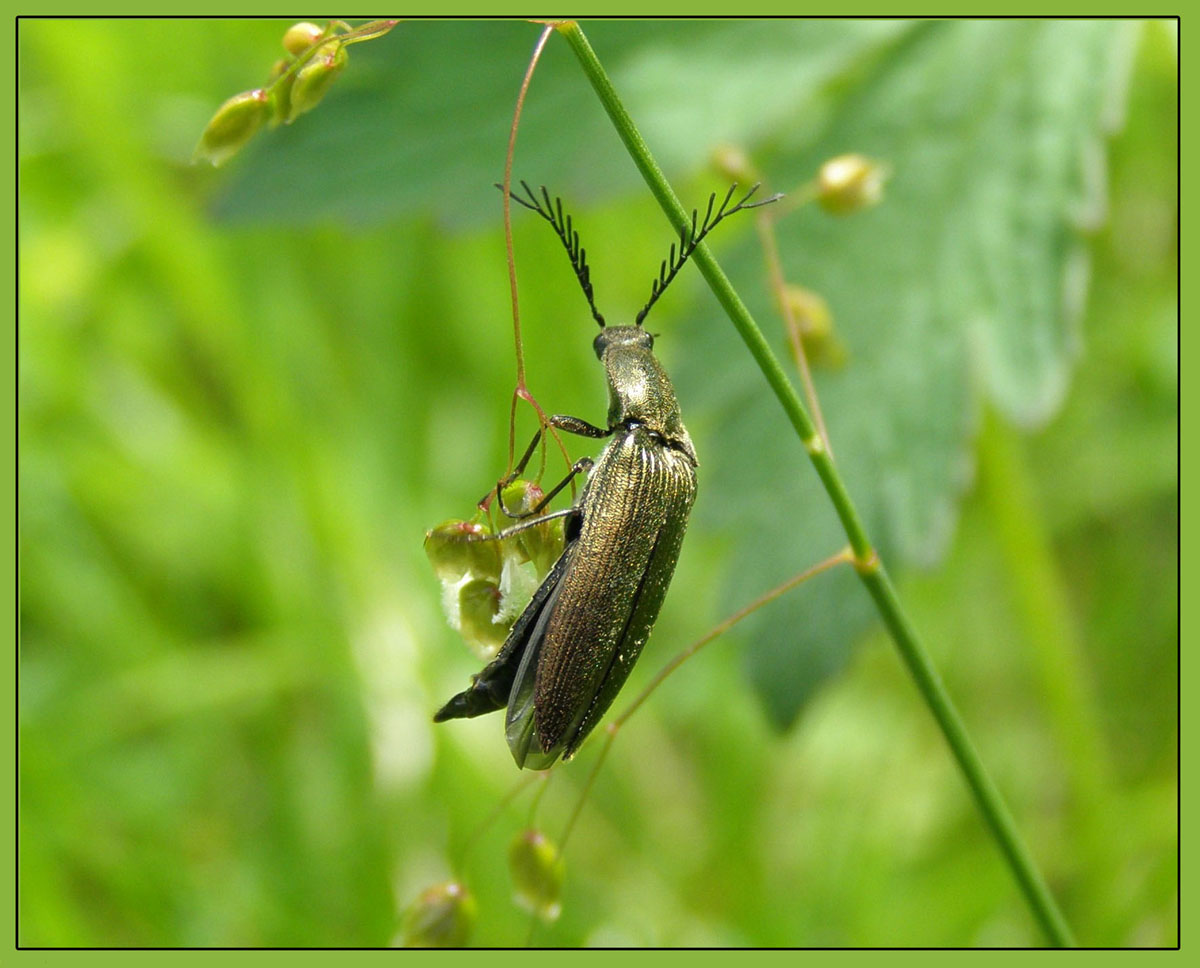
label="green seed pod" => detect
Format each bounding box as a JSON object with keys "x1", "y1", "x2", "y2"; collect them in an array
[
  {"x1": 711, "y1": 142, "x2": 760, "y2": 184},
  {"x1": 520, "y1": 515, "x2": 566, "y2": 579},
  {"x1": 424, "y1": 520, "x2": 502, "y2": 583},
  {"x1": 283, "y1": 21, "x2": 325, "y2": 56},
  {"x1": 782, "y1": 283, "x2": 831, "y2": 340},
  {"x1": 782, "y1": 284, "x2": 847, "y2": 368},
  {"x1": 265, "y1": 58, "x2": 292, "y2": 128},
  {"x1": 499, "y1": 478, "x2": 543, "y2": 516},
  {"x1": 817, "y1": 153, "x2": 888, "y2": 215},
  {"x1": 508, "y1": 829, "x2": 564, "y2": 922},
  {"x1": 496, "y1": 480, "x2": 566, "y2": 577},
  {"x1": 269, "y1": 75, "x2": 295, "y2": 129},
  {"x1": 499, "y1": 479, "x2": 545, "y2": 566},
  {"x1": 286, "y1": 41, "x2": 348, "y2": 122},
  {"x1": 457, "y1": 578, "x2": 507, "y2": 657},
  {"x1": 399, "y1": 881, "x2": 475, "y2": 948},
  {"x1": 193, "y1": 89, "x2": 269, "y2": 167}
]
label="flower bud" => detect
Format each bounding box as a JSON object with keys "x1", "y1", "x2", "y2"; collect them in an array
[
  {"x1": 193, "y1": 89, "x2": 269, "y2": 166},
  {"x1": 508, "y1": 829, "x2": 564, "y2": 922},
  {"x1": 399, "y1": 881, "x2": 475, "y2": 947},
  {"x1": 424, "y1": 520, "x2": 502, "y2": 583},
  {"x1": 287, "y1": 41, "x2": 348, "y2": 121},
  {"x1": 269, "y1": 75, "x2": 295, "y2": 128},
  {"x1": 782, "y1": 284, "x2": 831, "y2": 340},
  {"x1": 283, "y1": 21, "x2": 326, "y2": 56},
  {"x1": 497, "y1": 479, "x2": 566, "y2": 576},
  {"x1": 500, "y1": 478, "x2": 544, "y2": 517},
  {"x1": 457, "y1": 578, "x2": 508, "y2": 657},
  {"x1": 817, "y1": 154, "x2": 888, "y2": 215},
  {"x1": 711, "y1": 143, "x2": 760, "y2": 184},
  {"x1": 520, "y1": 516, "x2": 565, "y2": 579},
  {"x1": 782, "y1": 284, "x2": 846, "y2": 368}
]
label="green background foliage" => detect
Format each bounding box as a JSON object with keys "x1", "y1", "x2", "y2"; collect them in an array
[{"x1": 19, "y1": 18, "x2": 1176, "y2": 947}]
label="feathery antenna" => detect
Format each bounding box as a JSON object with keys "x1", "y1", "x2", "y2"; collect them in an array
[
  {"x1": 500, "y1": 181, "x2": 606, "y2": 328},
  {"x1": 636, "y1": 183, "x2": 781, "y2": 326}
]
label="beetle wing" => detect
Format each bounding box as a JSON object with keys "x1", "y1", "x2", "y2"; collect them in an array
[
  {"x1": 505, "y1": 426, "x2": 697, "y2": 768},
  {"x1": 433, "y1": 533, "x2": 578, "y2": 723}
]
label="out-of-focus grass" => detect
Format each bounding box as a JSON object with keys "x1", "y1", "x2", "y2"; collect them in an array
[{"x1": 18, "y1": 20, "x2": 1175, "y2": 946}]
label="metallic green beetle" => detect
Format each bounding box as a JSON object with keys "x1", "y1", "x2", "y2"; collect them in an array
[{"x1": 434, "y1": 182, "x2": 779, "y2": 769}]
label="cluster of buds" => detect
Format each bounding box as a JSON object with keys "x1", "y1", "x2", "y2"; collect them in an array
[
  {"x1": 425, "y1": 479, "x2": 566, "y2": 660},
  {"x1": 194, "y1": 19, "x2": 397, "y2": 166}
]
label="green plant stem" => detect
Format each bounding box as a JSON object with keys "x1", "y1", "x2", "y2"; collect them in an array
[{"x1": 558, "y1": 20, "x2": 1077, "y2": 948}]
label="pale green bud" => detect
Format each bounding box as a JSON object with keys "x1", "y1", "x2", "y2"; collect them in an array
[
  {"x1": 457, "y1": 578, "x2": 508, "y2": 655},
  {"x1": 283, "y1": 22, "x2": 326, "y2": 56},
  {"x1": 399, "y1": 881, "x2": 475, "y2": 947},
  {"x1": 424, "y1": 520, "x2": 502, "y2": 583},
  {"x1": 711, "y1": 143, "x2": 760, "y2": 183},
  {"x1": 508, "y1": 829, "x2": 564, "y2": 922},
  {"x1": 287, "y1": 42, "x2": 348, "y2": 122},
  {"x1": 782, "y1": 284, "x2": 846, "y2": 367},
  {"x1": 817, "y1": 154, "x2": 888, "y2": 215},
  {"x1": 193, "y1": 89, "x2": 269, "y2": 166}
]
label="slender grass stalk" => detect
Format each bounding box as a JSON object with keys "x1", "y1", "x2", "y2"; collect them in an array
[{"x1": 557, "y1": 20, "x2": 1077, "y2": 948}]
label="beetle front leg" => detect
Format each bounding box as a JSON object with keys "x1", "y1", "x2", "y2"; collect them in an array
[
  {"x1": 488, "y1": 412, "x2": 609, "y2": 518},
  {"x1": 497, "y1": 457, "x2": 594, "y2": 520},
  {"x1": 549, "y1": 414, "x2": 610, "y2": 439}
]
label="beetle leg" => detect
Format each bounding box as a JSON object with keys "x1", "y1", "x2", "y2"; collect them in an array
[
  {"x1": 489, "y1": 507, "x2": 579, "y2": 540},
  {"x1": 522, "y1": 457, "x2": 592, "y2": 516},
  {"x1": 492, "y1": 412, "x2": 609, "y2": 519},
  {"x1": 549, "y1": 414, "x2": 610, "y2": 439}
]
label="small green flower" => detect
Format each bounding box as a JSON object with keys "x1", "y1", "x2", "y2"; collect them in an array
[
  {"x1": 782, "y1": 283, "x2": 846, "y2": 367},
  {"x1": 282, "y1": 21, "x2": 326, "y2": 56},
  {"x1": 193, "y1": 89, "x2": 269, "y2": 166},
  {"x1": 817, "y1": 153, "x2": 889, "y2": 215},
  {"x1": 399, "y1": 882, "x2": 476, "y2": 948},
  {"x1": 457, "y1": 578, "x2": 508, "y2": 655},
  {"x1": 424, "y1": 520, "x2": 503, "y2": 583},
  {"x1": 499, "y1": 479, "x2": 566, "y2": 577},
  {"x1": 287, "y1": 41, "x2": 349, "y2": 122},
  {"x1": 508, "y1": 829, "x2": 564, "y2": 922},
  {"x1": 711, "y1": 142, "x2": 761, "y2": 184}
]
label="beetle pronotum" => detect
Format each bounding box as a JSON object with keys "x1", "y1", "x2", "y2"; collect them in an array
[{"x1": 434, "y1": 182, "x2": 780, "y2": 769}]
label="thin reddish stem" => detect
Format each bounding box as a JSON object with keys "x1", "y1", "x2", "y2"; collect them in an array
[
  {"x1": 503, "y1": 24, "x2": 555, "y2": 397},
  {"x1": 498, "y1": 24, "x2": 574, "y2": 487},
  {"x1": 756, "y1": 207, "x2": 833, "y2": 458}
]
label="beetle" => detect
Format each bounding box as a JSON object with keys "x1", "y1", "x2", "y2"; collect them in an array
[{"x1": 434, "y1": 182, "x2": 780, "y2": 769}]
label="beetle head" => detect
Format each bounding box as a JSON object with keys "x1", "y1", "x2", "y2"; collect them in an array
[{"x1": 593, "y1": 325, "x2": 653, "y2": 361}]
